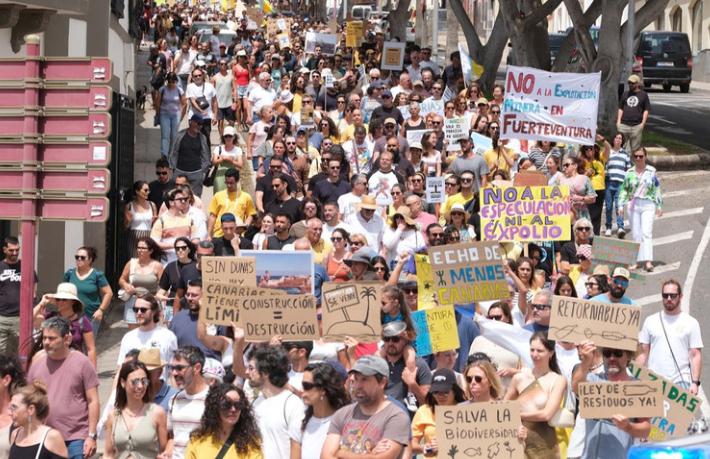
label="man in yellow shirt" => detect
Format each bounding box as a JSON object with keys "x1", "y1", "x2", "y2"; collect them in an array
[
  {"x1": 304, "y1": 218, "x2": 332, "y2": 265},
  {"x1": 207, "y1": 168, "x2": 256, "y2": 238},
  {"x1": 439, "y1": 171, "x2": 477, "y2": 225}
]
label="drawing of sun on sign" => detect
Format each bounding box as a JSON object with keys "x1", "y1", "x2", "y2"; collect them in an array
[{"x1": 321, "y1": 282, "x2": 383, "y2": 342}]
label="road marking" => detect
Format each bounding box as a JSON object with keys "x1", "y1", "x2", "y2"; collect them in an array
[
  {"x1": 657, "y1": 207, "x2": 704, "y2": 220},
  {"x1": 664, "y1": 187, "x2": 710, "y2": 198},
  {"x1": 636, "y1": 294, "x2": 661, "y2": 306},
  {"x1": 645, "y1": 261, "x2": 681, "y2": 275},
  {"x1": 682, "y1": 213, "x2": 710, "y2": 313},
  {"x1": 659, "y1": 171, "x2": 710, "y2": 180},
  {"x1": 652, "y1": 231, "x2": 694, "y2": 246},
  {"x1": 649, "y1": 114, "x2": 677, "y2": 125}
]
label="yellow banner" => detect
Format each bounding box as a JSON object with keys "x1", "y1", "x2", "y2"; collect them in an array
[
  {"x1": 346, "y1": 21, "x2": 364, "y2": 48},
  {"x1": 415, "y1": 254, "x2": 437, "y2": 309}
]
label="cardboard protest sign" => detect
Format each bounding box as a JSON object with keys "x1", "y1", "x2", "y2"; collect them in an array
[
  {"x1": 201, "y1": 257, "x2": 256, "y2": 286},
  {"x1": 240, "y1": 294, "x2": 319, "y2": 341},
  {"x1": 479, "y1": 185, "x2": 572, "y2": 242},
  {"x1": 200, "y1": 284, "x2": 286, "y2": 326},
  {"x1": 428, "y1": 241, "x2": 508, "y2": 305},
  {"x1": 628, "y1": 363, "x2": 702, "y2": 441},
  {"x1": 436, "y1": 401, "x2": 524, "y2": 459},
  {"x1": 405, "y1": 129, "x2": 427, "y2": 145},
  {"x1": 549, "y1": 295, "x2": 641, "y2": 351},
  {"x1": 321, "y1": 282, "x2": 382, "y2": 342},
  {"x1": 346, "y1": 21, "x2": 364, "y2": 47},
  {"x1": 381, "y1": 41, "x2": 405, "y2": 70},
  {"x1": 411, "y1": 305, "x2": 459, "y2": 356},
  {"x1": 444, "y1": 117, "x2": 468, "y2": 142},
  {"x1": 420, "y1": 98, "x2": 444, "y2": 117},
  {"x1": 301, "y1": 106, "x2": 314, "y2": 128},
  {"x1": 240, "y1": 250, "x2": 314, "y2": 294},
  {"x1": 276, "y1": 33, "x2": 291, "y2": 49},
  {"x1": 246, "y1": 7, "x2": 264, "y2": 24},
  {"x1": 592, "y1": 236, "x2": 641, "y2": 271},
  {"x1": 415, "y1": 254, "x2": 438, "y2": 309},
  {"x1": 305, "y1": 32, "x2": 338, "y2": 55},
  {"x1": 513, "y1": 171, "x2": 548, "y2": 187},
  {"x1": 425, "y1": 176, "x2": 445, "y2": 204},
  {"x1": 324, "y1": 73, "x2": 335, "y2": 89},
  {"x1": 578, "y1": 380, "x2": 664, "y2": 419},
  {"x1": 501, "y1": 65, "x2": 601, "y2": 144}
]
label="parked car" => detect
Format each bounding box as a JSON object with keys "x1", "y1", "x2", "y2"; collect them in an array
[
  {"x1": 197, "y1": 30, "x2": 237, "y2": 48},
  {"x1": 636, "y1": 31, "x2": 692, "y2": 92},
  {"x1": 548, "y1": 33, "x2": 566, "y2": 65},
  {"x1": 189, "y1": 21, "x2": 227, "y2": 37}
]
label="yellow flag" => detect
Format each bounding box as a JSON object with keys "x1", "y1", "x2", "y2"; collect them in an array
[
  {"x1": 263, "y1": 0, "x2": 273, "y2": 13},
  {"x1": 415, "y1": 254, "x2": 438, "y2": 310}
]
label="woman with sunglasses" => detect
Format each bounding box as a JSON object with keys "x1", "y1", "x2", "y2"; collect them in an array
[
  {"x1": 383, "y1": 207, "x2": 422, "y2": 266},
  {"x1": 125, "y1": 181, "x2": 158, "y2": 258},
  {"x1": 568, "y1": 244, "x2": 593, "y2": 294},
  {"x1": 371, "y1": 256, "x2": 391, "y2": 281},
  {"x1": 505, "y1": 332, "x2": 567, "y2": 459},
  {"x1": 557, "y1": 218, "x2": 594, "y2": 275},
  {"x1": 411, "y1": 368, "x2": 467, "y2": 457},
  {"x1": 324, "y1": 228, "x2": 352, "y2": 283},
  {"x1": 185, "y1": 383, "x2": 262, "y2": 459},
  {"x1": 445, "y1": 203, "x2": 476, "y2": 242},
  {"x1": 104, "y1": 360, "x2": 168, "y2": 459},
  {"x1": 579, "y1": 141, "x2": 608, "y2": 235},
  {"x1": 583, "y1": 273, "x2": 609, "y2": 299},
  {"x1": 211, "y1": 126, "x2": 245, "y2": 193},
  {"x1": 617, "y1": 147, "x2": 662, "y2": 272},
  {"x1": 233, "y1": 50, "x2": 251, "y2": 131},
  {"x1": 290, "y1": 363, "x2": 348, "y2": 459},
  {"x1": 348, "y1": 233, "x2": 368, "y2": 254},
  {"x1": 118, "y1": 237, "x2": 164, "y2": 326},
  {"x1": 559, "y1": 155, "x2": 596, "y2": 223},
  {"x1": 62, "y1": 246, "x2": 112, "y2": 336},
  {"x1": 156, "y1": 237, "x2": 197, "y2": 319}
]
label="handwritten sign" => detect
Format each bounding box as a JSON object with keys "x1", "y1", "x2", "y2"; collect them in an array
[
  {"x1": 420, "y1": 98, "x2": 444, "y2": 117},
  {"x1": 201, "y1": 257, "x2": 256, "y2": 286},
  {"x1": 276, "y1": 33, "x2": 291, "y2": 49},
  {"x1": 628, "y1": 363, "x2": 702, "y2": 441},
  {"x1": 415, "y1": 254, "x2": 438, "y2": 309},
  {"x1": 411, "y1": 305, "x2": 459, "y2": 356},
  {"x1": 405, "y1": 129, "x2": 427, "y2": 145},
  {"x1": 425, "y1": 176, "x2": 445, "y2": 204},
  {"x1": 578, "y1": 380, "x2": 664, "y2": 419},
  {"x1": 346, "y1": 21, "x2": 364, "y2": 47},
  {"x1": 501, "y1": 65, "x2": 601, "y2": 144},
  {"x1": 200, "y1": 284, "x2": 286, "y2": 326},
  {"x1": 591, "y1": 236, "x2": 641, "y2": 271},
  {"x1": 444, "y1": 117, "x2": 468, "y2": 142},
  {"x1": 240, "y1": 294, "x2": 319, "y2": 342},
  {"x1": 324, "y1": 73, "x2": 335, "y2": 89},
  {"x1": 321, "y1": 282, "x2": 382, "y2": 342},
  {"x1": 305, "y1": 32, "x2": 338, "y2": 55},
  {"x1": 471, "y1": 132, "x2": 492, "y2": 156},
  {"x1": 428, "y1": 241, "x2": 508, "y2": 305},
  {"x1": 436, "y1": 401, "x2": 524, "y2": 459},
  {"x1": 549, "y1": 295, "x2": 641, "y2": 351},
  {"x1": 381, "y1": 41, "x2": 405, "y2": 70},
  {"x1": 479, "y1": 185, "x2": 571, "y2": 242}
]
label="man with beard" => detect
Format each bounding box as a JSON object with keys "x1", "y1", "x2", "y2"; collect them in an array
[
  {"x1": 322, "y1": 355, "x2": 410, "y2": 458},
  {"x1": 572, "y1": 341, "x2": 650, "y2": 459},
  {"x1": 523, "y1": 290, "x2": 552, "y2": 333},
  {"x1": 264, "y1": 213, "x2": 296, "y2": 250},
  {"x1": 169, "y1": 280, "x2": 221, "y2": 360},
  {"x1": 591, "y1": 267, "x2": 634, "y2": 304},
  {"x1": 167, "y1": 346, "x2": 209, "y2": 459},
  {"x1": 0, "y1": 236, "x2": 35, "y2": 355},
  {"x1": 212, "y1": 213, "x2": 253, "y2": 254}
]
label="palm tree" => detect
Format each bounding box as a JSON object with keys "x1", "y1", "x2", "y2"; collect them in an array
[{"x1": 360, "y1": 286, "x2": 377, "y2": 326}]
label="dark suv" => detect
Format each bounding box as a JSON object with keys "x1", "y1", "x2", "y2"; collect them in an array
[{"x1": 636, "y1": 31, "x2": 692, "y2": 93}]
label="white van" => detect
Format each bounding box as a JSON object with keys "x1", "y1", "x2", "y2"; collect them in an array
[{"x1": 352, "y1": 5, "x2": 372, "y2": 21}]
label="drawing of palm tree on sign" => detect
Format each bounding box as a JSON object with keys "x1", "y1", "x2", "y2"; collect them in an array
[
  {"x1": 360, "y1": 286, "x2": 376, "y2": 326},
  {"x1": 325, "y1": 284, "x2": 377, "y2": 338}
]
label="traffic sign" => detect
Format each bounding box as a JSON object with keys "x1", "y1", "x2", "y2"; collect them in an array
[
  {"x1": 41, "y1": 58, "x2": 112, "y2": 84},
  {"x1": 38, "y1": 197, "x2": 110, "y2": 222},
  {"x1": 0, "y1": 140, "x2": 111, "y2": 166},
  {"x1": 0, "y1": 84, "x2": 112, "y2": 110},
  {"x1": 39, "y1": 111, "x2": 111, "y2": 138}
]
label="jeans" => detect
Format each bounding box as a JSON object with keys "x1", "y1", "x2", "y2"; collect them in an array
[
  {"x1": 630, "y1": 198, "x2": 655, "y2": 262},
  {"x1": 0, "y1": 315, "x2": 19, "y2": 356},
  {"x1": 159, "y1": 111, "x2": 180, "y2": 157},
  {"x1": 66, "y1": 439, "x2": 84, "y2": 459},
  {"x1": 605, "y1": 182, "x2": 625, "y2": 230}
]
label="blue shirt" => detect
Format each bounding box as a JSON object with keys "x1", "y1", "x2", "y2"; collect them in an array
[
  {"x1": 154, "y1": 380, "x2": 178, "y2": 413},
  {"x1": 169, "y1": 310, "x2": 221, "y2": 360},
  {"x1": 523, "y1": 322, "x2": 550, "y2": 333},
  {"x1": 591, "y1": 293, "x2": 634, "y2": 305}
]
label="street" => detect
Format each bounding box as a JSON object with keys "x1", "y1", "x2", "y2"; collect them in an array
[{"x1": 646, "y1": 88, "x2": 710, "y2": 150}]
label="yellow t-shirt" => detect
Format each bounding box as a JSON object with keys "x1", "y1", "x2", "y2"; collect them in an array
[
  {"x1": 184, "y1": 435, "x2": 263, "y2": 459},
  {"x1": 439, "y1": 192, "x2": 475, "y2": 225},
  {"x1": 588, "y1": 159, "x2": 606, "y2": 190},
  {"x1": 483, "y1": 147, "x2": 515, "y2": 175},
  {"x1": 411, "y1": 404, "x2": 437, "y2": 445},
  {"x1": 312, "y1": 238, "x2": 333, "y2": 265},
  {"x1": 208, "y1": 189, "x2": 257, "y2": 238}
]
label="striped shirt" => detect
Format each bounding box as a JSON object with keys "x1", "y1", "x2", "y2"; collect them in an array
[
  {"x1": 168, "y1": 387, "x2": 208, "y2": 459},
  {"x1": 605, "y1": 148, "x2": 632, "y2": 184}
]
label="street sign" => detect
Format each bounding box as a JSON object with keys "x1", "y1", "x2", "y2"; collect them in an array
[
  {"x1": 0, "y1": 140, "x2": 111, "y2": 166},
  {"x1": 0, "y1": 168, "x2": 110, "y2": 195},
  {"x1": 39, "y1": 111, "x2": 111, "y2": 138},
  {"x1": 39, "y1": 197, "x2": 110, "y2": 222},
  {"x1": 41, "y1": 58, "x2": 112, "y2": 83}
]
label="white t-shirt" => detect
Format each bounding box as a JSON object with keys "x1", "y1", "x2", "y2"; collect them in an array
[
  {"x1": 288, "y1": 369, "x2": 304, "y2": 392},
  {"x1": 322, "y1": 221, "x2": 353, "y2": 242},
  {"x1": 337, "y1": 193, "x2": 364, "y2": 221},
  {"x1": 290, "y1": 415, "x2": 333, "y2": 459},
  {"x1": 168, "y1": 387, "x2": 208, "y2": 459},
  {"x1": 247, "y1": 85, "x2": 276, "y2": 116},
  {"x1": 309, "y1": 341, "x2": 345, "y2": 363},
  {"x1": 639, "y1": 311, "x2": 703, "y2": 384},
  {"x1": 253, "y1": 389, "x2": 305, "y2": 458},
  {"x1": 117, "y1": 326, "x2": 178, "y2": 380},
  {"x1": 185, "y1": 82, "x2": 217, "y2": 119},
  {"x1": 344, "y1": 212, "x2": 385, "y2": 253}
]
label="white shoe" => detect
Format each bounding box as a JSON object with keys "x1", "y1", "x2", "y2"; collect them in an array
[
  {"x1": 618, "y1": 228, "x2": 626, "y2": 239},
  {"x1": 604, "y1": 229, "x2": 612, "y2": 237}
]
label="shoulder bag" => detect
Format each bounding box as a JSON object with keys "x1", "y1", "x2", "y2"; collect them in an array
[{"x1": 203, "y1": 146, "x2": 220, "y2": 187}]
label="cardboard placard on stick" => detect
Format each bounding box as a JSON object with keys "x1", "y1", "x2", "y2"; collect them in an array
[
  {"x1": 425, "y1": 176, "x2": 445, "y2": 204},
  {"x1": 628, "y1": 362, "x2": 702, "y2": 441},
  {"x1": 200, "y1": 284, "x2": 286, "y2": 326},
  {"x1": 411, "y1": 305, "x2": 459, "y2": 356},
  {"x1": 381, "y1": 41, "x2": 405, "y2": 70},
  {"x1": 405, "y1": 129, "x2": 428, "y2": 145},
  {"x1": 549, "y1": 295, "x2": 641, "y2": 351},
  {"x1": 346, "y1": 21, "x2": 364, "y2": 48},
  {"x1": 435, "y1": 401, "x2": 524, "y2": 459},
  {"x1": 513, "y1": 171, "x2": 548, "y2": 187},
  {"x1": 241, "y1": 294, "x2": 319, "y2": 342},
  {"x1": 321, "y1": 282, "x2": 383, "y2": 342},
  {"x1": 428, "y1": 241, "x2": 508, "y2": 305},
  {"x1": 415, "y1": 254, "x2": 438, "y2": 309},
  {"x1": 305, "y1": 32, "x2": 338, "y2": 55},
  {"x1": 201, "y1": 257, "x2": 256, "y2": 286},
  {"x1": 591, "y1": 236, "x2": 640, "y2": 271},
  {"x1": 578, "y1": 380, "x2": 664, "y2": 419}
]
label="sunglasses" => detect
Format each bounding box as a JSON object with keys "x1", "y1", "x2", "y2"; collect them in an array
[
  {"x1": 576, "y1": 227, "x2": 592, "y2": 232},
  {"x1": 403, "y1": 288, "x2": 418, "y2": 295},
  {"x1": 585, "y1": 282, "x2": 599, "y2": 289},
  {"x1": 577, "y1": 255, "x2": 588, "y2": 261},
  {"x1": 602, "y1": 349, "x2": 624, "y2": 359},
  {"x1": 175, "y1": 245, "x2": 189, "y2": 251},
  {"x1": 613, "y1": 278, "x2": 629, "y2": 288},
  {"x1": 466, "y1": 375, "x2": 484, "y2": 384},
  {"x1": 489, "y1": 126, "x2": 500, "y2": 131},
  {"x1": 351, "y1": 240, "x2": 364, "y2": 246},
  {"x1": 330, "y1": 237, "x2": 343, "y2": 242},
  {"x1": 531, "y1": 303, "x2": 551, "y2": 311},
  {"x1": 445, "y1": 182, "x2": 457, "y2": 187},
  {"x1": 562, "y1": 163, "x2": 573, "y2": 168},
  {"x1": 156, "y1": 171, "x2": 168, "y2": 176},
  {"x1": 174, "y1": 197, "x2": 188, "y2": 203},
  {"x1": 461, "y1": 178, "x2": 473, "y2": 183},
  {"x1": 168, "y1": 364, "x2": 190, "y2": 372},
  {"x1": 662, "y1": 292, "x2": 679, "y2": 300},
  {"x1": 302, "y1": 381, "x2": 322, "y2": 391},
  {"x1": 132, "y1": 306, "x2": 150, "y2": 314},
  {"x1": 74, "y1": 255, "x2": 87, "y2": 261},
  {"x1": 220, "y1": 399, "x2": 246, "y2": 411},
  {"x1": 383, "y1": 336, "x2": 401, "y2": 343},
  {"x1": 487, "y1": 314, "x2": 503, "y2": 321},
  {"x1": 634, "y1": 155, "x2": 645, "y2": 159}
]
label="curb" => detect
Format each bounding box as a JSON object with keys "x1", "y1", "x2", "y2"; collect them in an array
[{"x1": 646, "y1": 146, "x2": 710, "y2": 171}]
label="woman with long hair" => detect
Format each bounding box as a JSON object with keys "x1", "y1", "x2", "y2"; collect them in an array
[
  {"x1": 506, "y1": 257, "x2": 536, "y2": 326},
  {"x1": 583, "y1": 273, "x2": 609, "y2": 299},
  {"x1": 155, "y1": 72, "x2": 186, "y2": 158},
  {"x1": 559, "y1": 155, "x2": 596, "y2": 224},
  {"x1": 252, "y1": 213, "x2": 275, "y2": 250},
  {"x1": 371, "y1": 256, "x2": 391, "y2": 282},
  {"x1": 247, "y1": 105, "x2": 274, "y2": 168},
  {"x1": 155, "y1": 237, "x2": 196, "y2": 320},
  {"x1": 602, "y1": 132, "x2": 631, "y2": 237},
  {"x1": 382, "y1": 207, "x2": 422, "y2": 266},
  {"x1": 420, "y1": 131, "x2": 441, "y2": 177},
  {"x1": 580, "y1": 142, "x2": 607, "y2": 235},
  {"x1": 185, "y1": 384, "x2": 262, "y2": 458},
  {"x1": 124, "y1": 181, "x2": 157, "y2": 258},
  {"x1": 211, "y1": 126, "x2": 245, "y2": 193},
  {"x1": 290, "y1": 198, "x2": 321, "y2": 239},
  {"x1": 9, "y1": 382, "x2": 68, "y2": 458},
  {"x1": 290, "y1": 363, "x2": 348, "y2": 459},
  {"x1": 445, "y1": 204, "x2": 476, "y2": 242},
  {"x1": 410, "y1": 368, "x2": 467, "y2": 457},
  {"x1": 103, "y1": 361, "x2": 168, "y2": 459},
  {"x1": 62, "y1": 246, "x2": 112, "y2": 336},
  {"x1": 505, "y1": 333, "x2": 567, "y2": 459},
  {"x1": 233, "y1": 51, "x2": 251, "y2": 131},
  {"x1": 554, "y1": 275, "x2": 578, "y2": 298},
  {"x1": 118, "y1": 237, "x2": 164, "y2": 326},
  {"x1": 323, "y1": 228, "x2": 351, "y2": 283},
  {"x1": 546, "y1": 155, "x2": 564, "y2": 186}
]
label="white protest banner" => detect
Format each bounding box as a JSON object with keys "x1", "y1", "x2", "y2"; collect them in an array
[
  {"x1": 381, "y1": 41, "x2": 405, "y2": 71},
  {"x1": 501, "y1": 65, "x2": 601, "y2": 144},
  {"x1": 471, "y1": 132, "x2": 492, "y2": 156},
  {"x1": 444, "y1": 117, "x2": 468, "y2": 142},
  {"x1": 304, "y1": 32, "x2": 338, "y2": 55},
  {"x1": 324, "y1": 73, "x2": 335, "y2": 89},
  {"x1": 420, "y1": 98, "x2": 444, "y2": 117},
  {"x1": 425, "y1": 176, "x2": 445, "y2": 203},
  {"x1": 405, "y1": 129, "x2": 428, "y2": 145}
]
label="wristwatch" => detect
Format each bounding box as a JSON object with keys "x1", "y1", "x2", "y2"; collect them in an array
[
  {"x1": 88, "y1": 432, "x2": 97, "y2": 441},
  {"x1": 693, "y1": 380, "x2": 701, "y2": 386}
]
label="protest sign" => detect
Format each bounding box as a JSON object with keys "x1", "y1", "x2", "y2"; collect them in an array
[
  {"x1": 628, "y1": 363, "x2": 702, "y2": 441},
  {"x1": 425, "y1": 176, "x2": 445, "y2": 204},
  {"x1": 276, "y1": 33, "x2": 291, "y2": 49},
  {"x1": 420, "y1": 98, "x2": 444, "y2": 117},
  {"x1": 513, "y1": 171, "x2": 548, "y2": 186},
  {"x1": 201, "y1": 257, "x2": 256, "y2": 286},
  {"x1": 415, "y1": 254, "x2": 438, "y2": 309},
  {"x1": 549, "y1": 295, "x2": 641, "y2": 351},
  {"x1": 479, "y1": 185, "x2": 572, "y2": 242},
  {"x1": 240, "y1": 250, "x2": 314, "y2": 294},
  {"x1": 405, "y1": 129, "x2": 427, "y2": 145},
  {"x1": 428, "y1": 241, "x2": 508, "y2": 305},
  {"x1": 321, "y1": 282, "x2": 382, "y2": 342},
  {"x1": 501, "y1": 65, "x2": 601, "y2": 144},
  {"x1": 304, "y1": 32, "x2": 338, "y2": 55},
  {"x1": 324, "y1": 73, "x2": 335, "y2": 89},
  {"x1": 591, "y1": 236, "x2": 641, "y2": 271},
  {"x1": 444, "y1": 117, "x2": 468, "y2": 142},
  {"x1": 240, "y1": 294, "x2": 319, "y2": 341},
  {"x1": 200, "y1": 284, "x2": 285, "y2": 326},
  {"x1": 411, "y1": 305, "x2": 459, "y2": 356},
  {"x1": 346, "y1": 21, "x2": 364, "y2": 47},
  {"x1": 381, "y1": 41, "x2": 405, "y2": 70},
  {"x1": 436, "y1": 401, "x2": 524, "y2": 459},
  {"x1": 301, "y1": 106, "x2": 314, "y2": 128},
  {"x1": 578, "y1": 380, "x2": 664, "y2": 419},
  {"x1": 245, "y1": 7, "x2": 263, "y2": 24},
  {"x1": 471, "y1": 132, "x2": 492, "y2": 156}
]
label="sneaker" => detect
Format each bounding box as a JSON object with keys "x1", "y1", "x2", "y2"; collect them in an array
[
  {"x1": 605, "y1": 229, "x2": 612, "y2": 237},
  {"x1": 617, "y1": 228, "x2": 626, "y2": 239}
]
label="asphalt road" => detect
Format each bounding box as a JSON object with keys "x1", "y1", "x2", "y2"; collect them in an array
[{"x1": 645, "y1": 87, "x2": 710, "y2": 150}]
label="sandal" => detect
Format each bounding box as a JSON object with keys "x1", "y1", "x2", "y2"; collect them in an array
[{"x1": 645, "y1": 263, "x2": 654, "y2": 272}]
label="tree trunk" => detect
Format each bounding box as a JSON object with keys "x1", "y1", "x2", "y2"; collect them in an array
[
  {"x1": 388, "y1": 0, "x2": 410, "y2": 43},
  {"x1": 415, "y1": 4, "x2": 427, "y2": 45},
  {"x1": 593, "y1": 0, "x2": 626, "y2": 134},
  {"x1": 446, "y1": 1, "x2": 459, "y2": 57}
]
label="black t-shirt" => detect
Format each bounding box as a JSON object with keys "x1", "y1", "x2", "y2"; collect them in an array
[
  {"x1": 176, "y1": 264, "x2": 202, "y2": 291},
  {"x1": 159, "y1": 259, "x2": 197, "y2": 293},
  {"x1": 0, "y1": 260, "x2": 33, "y2": 317},
  {"x1": 619, "y1": 90, "x2": 651, "y2": 125},
  {"x1": 213, "y1": 237, "x2": 254, "y2": 255},
  {"x1": 370, "y1": 105, "x2": 405, "y2": 126},
  {"x1": 384, "y1": 356, "x2": 433, "y2": 409},
  {"x1": 559, "y1": 241, "x2": 579, "y2": 265},
  {"x1": 265, "y1": 197, "x2": 302, "y2": 224},
  {"x1": 312, "y1": 178, "x2": 352, "y2": 204},
  {"x1": 265, "y1": 234, "x2": 297, "y2": 250},
  {"x1": 148, "y1": 178, "x2": 175, "y2": 209},
  {"x1": 256, "y1": 173, "x2": 298, "y2": 205},
  {"x1": 176, "y1": 133, "x2": 203, "y2": 172}
]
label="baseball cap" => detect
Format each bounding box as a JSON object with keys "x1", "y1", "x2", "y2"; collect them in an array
[
  {"x1": 612, "y1": 267, "x2": 631, "y2": 280},
  {"x1": 223, "y1": 125, "x2": 236, "y2": 137},
  {"x1": 409, "y1": 141, "x2": 423, "y2": 150},
  {"x1": 384, "y1": 117, "x2": 397, "y2": 126},
  {"x1": 189, "y1": 113, "x2": 203, "y2": 123},
  {"x1": 382, "y1": 89, "x2": 393, "y2": 98},
  {"x1": 628, "y1": 74, "x2": 641, "y2": 84},
  {"x1": 430, "y1": 368, "x2": 457, "y2": 393},
  {"x1": 350, "y1": 355, "x2": 389, "y2": 377},
  {"x1": 413, "y1": 80, "x2": 424, "y2": 87}
]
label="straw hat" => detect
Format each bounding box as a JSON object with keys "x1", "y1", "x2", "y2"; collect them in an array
[
  {"x1": 357, "y1": 195, "x2": 378, "y2": 211},
  {"x1": 390, "y1": 206, "x2": 417, "y2": 227},
  {"x1": 138, "y1": 348, "x2": 166, "y2": 371},
  {"x1": 447, "y1": 203, "x2": 470, "y2": 221},
  {"x1": 50, "y1": 283, "x2": 84, "y2": 310}
]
